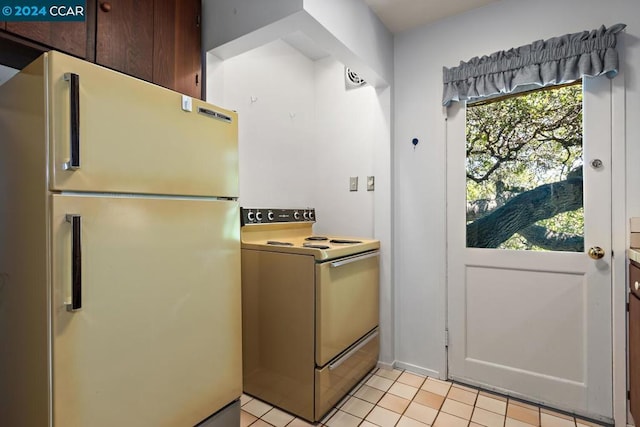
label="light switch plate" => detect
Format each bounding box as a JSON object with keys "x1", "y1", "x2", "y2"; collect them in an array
[
  {"x1": 349, "y1": 177, "x2": 358, "y2": 191},
  {"x1": 367, "y1": 176, "x2": 375, "y2": 191}
]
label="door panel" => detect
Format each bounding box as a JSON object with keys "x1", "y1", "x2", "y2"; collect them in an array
[
  {"x1": 465, "y1": 259, "x2": 585, "y2": 381},
  {"x1": 630, "y1": 293, "x2": 640, "y2": 424},
  {"x1": 51, "y1": 195, "x2": 241, "y2": 427},
  {"x1": 153, "y1": 0, "x2": 202, "y2": 99},
  {"x1": 630, "y1": 263, "x2": 640, "y2": 424},
  {"x1": 95, "y1": 0, "x2": 153, "y2": 81},
  {"x1": 446, "y1": 77, "x2": 612, "y2": 420},
  {"x1": 46, "y1": 51, "x2": 238, "y2": 197}
]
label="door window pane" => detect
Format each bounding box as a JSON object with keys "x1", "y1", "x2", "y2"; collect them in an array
[{"x1": 465, "y1": 83, "x2": 584, "y2": 251}]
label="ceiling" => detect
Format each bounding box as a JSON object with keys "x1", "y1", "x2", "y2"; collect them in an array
[{"x1": 363, "y1": 0, "x2": 500, "y2": 33}]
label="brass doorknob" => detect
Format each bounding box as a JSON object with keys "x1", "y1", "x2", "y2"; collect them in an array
[{"x1": 588, "y1": 246, "x2": 605, "y2": 259}]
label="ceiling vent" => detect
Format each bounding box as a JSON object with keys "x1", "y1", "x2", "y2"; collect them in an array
[{"x1": 345, "y1": 67, "x2": 367, "y2": 89}]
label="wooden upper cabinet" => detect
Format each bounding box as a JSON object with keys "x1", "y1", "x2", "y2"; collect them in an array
[
  {"x1": 6, "y1": 21, "x2": 88, "y2": 58},
  {"x1": 153, "y1": 0, "x2": 202, "y2": 99},
  {"x1": 0, "y1": 0, "x2": 202, "y2": 98},
  {"x1": 2, "y1": 2, "x2": 95, "y2": 61},
  {"x1": 96, "y1": 0, "x2": 154, "y2": 81}
]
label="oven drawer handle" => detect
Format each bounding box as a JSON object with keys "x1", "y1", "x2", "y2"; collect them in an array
[
  {"x1": 329, "y1": 329, "x2": 379, "y2": 371},
  {"x1": 330, "y1": 251, "x2": 379, "y2": 268}
]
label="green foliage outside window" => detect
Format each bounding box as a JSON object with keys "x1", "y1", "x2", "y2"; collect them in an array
[{"x1": 466, "y1": 83, "x2": 584, "y2": 251}]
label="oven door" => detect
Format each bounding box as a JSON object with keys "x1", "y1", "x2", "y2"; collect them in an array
[{"x1": 315, "y1": 251, "x2": 380, "y2": 366}]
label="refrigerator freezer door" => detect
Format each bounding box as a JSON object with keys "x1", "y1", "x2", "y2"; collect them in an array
[
  {"x1": 47, "y1": 51, "x2": 238, "y2": 197},
  {"x1": 51, "y1": 195, "x2": 241, "y2": 427}
]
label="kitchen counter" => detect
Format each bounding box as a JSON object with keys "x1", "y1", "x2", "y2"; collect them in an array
[{"x1": 629, "y1": 249, "x2": 640, "y2": 264}]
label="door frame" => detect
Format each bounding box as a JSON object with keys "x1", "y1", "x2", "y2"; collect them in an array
[
  {"x1": 610, "y1": 57, "x2": 628, "y2": 427},
  {"x1": 442, "y1": 68, "x2": 628, "y2": 426}
]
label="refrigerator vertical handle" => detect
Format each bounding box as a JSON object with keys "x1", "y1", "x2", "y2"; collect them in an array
[
  {"x1": 65, "y1": 214, "x2": 82, "y2": 312},
  {"x1": 63, "y1": 73, "x2": 80, "y2": 170}
]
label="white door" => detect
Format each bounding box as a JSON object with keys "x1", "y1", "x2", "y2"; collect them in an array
[{"x1": 446, "y1": 77, "x2": 612, "y2": 420}]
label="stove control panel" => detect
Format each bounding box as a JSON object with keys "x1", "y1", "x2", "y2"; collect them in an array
[{"x1": 241, "y1": 208, "x2": 316, "y2": 226}]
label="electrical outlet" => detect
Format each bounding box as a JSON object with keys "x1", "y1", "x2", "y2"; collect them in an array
[
  {"x1": 367, "y1": 176, "x2": 375, "y2": 191},
  {"x1": 349, "y1": 177, "x2": 358, "y2": 191}
]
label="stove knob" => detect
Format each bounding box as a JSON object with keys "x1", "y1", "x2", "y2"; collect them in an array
[
  {"x1": 267, "y1": 210, "x2": 275, "y2": 221},
  {"x1": 293, "y1": 211, "x2": 301, "y2": 220},
  {"x1": 247, "y1": 211, "x2": 255, "y2": 222},
  {"x1": 309, "y1": 210, "x2": 315, "y2": 221},
  {"x1": 256, "y1": 211, "x2": 263, "y2": 221},
  {"x1": 303, "y1": 211, "x2": 309, "y2": 220}
]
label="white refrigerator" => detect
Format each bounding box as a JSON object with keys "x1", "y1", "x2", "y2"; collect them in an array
[{"x1": 0, "y1": 51, "x2": 241, "y2": 426}]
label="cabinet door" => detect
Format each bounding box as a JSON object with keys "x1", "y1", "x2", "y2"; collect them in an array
[
  {"x1": 631, "y1": 293, "x2": 640, "y2": 424},
  {"x1": 5, "y1": 21, "x2": 88, "y2": 58},
  {"x1": 96, "y1": 0, "x2": 153, "y2": 81},
  {"x1": 51, "y1": 195, "x2": 242, "y2": 427},
  {"x1": 630, "y1": 263, "x2": 640, "y2": 424},
  {"x1": 153, "y1": 0, "x2": 202, "y2": 98}
]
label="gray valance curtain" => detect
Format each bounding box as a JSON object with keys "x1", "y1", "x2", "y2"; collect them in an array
[{"x1": 442, "y1": 23, "x2": 626, "y2": 106}]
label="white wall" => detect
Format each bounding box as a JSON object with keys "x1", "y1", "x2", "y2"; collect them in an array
[
  {"x1": 206, "y1": 37, "x2": 396, "y2": 361},
  {"x1": 0, "y1": 65, "x2": 18, "y2": 86},
  {"x1": 394, "y1": 0, "x2": 639, "y2": 423},
  {"x1": 203, "y1": 0, "x2": 395, "y2": 364},
  {"x1": 201, "y1": 0, "x2": 302, "y2": 52},
  {"x1": 303, "y1": 0, "x2": 394, "y2": 86},
  {"x1": 207, "y1": 40, "x2": 316, "y2": 209},
  {"x1": 312, "y1": 57, "x2": 376, "y2": 237},
  {"x1": 206, "y1": 40, "x2": 377, "y2": 237},
  {"x1": 202, "y1": 0, "x2": 393, "y2": 87}
]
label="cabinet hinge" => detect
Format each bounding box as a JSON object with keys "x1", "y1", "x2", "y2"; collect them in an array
[
  {"x1": 195, "y1": 74, "x2": 199, "y2": 86},
  {"x1": 628, "y1": 302, "x2": 630, "y2": 312},
  {"x1": 196, "y1": 14, "x2": 201, "y2": 28},
  {"x1": 445, "y1": 329, "x2": 449, "y2": 347},
  {"x1": 629, "y1": 390, "x2": 631, "y2": 400}
]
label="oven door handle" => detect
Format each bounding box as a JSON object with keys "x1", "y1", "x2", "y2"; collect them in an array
[
  {"x1": 329, "y1": 329, "x2": 379, "y2": 371},
  {"x1": 329, "y1": 251, "x2": 379, "y2": 268}
]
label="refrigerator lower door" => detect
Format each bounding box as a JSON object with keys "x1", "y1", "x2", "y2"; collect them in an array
[{"x1": 51, "y1": 195, "x2": 241, "y2": 427}]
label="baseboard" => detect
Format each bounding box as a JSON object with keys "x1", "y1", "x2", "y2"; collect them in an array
[
  {"x1": 393, "y1": 361, "x2": 440, "y2": 379},
  {"x1": 376, "y1": 360, "x2": 396, "y2": 371}
]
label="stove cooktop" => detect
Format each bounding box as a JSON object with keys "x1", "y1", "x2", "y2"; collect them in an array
[{"x1": 240, "y1": 207, "x2": 379, "y2": 261}]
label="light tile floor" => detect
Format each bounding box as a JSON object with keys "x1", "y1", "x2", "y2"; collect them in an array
[{"x1": 240, "y1": 368, "x2": 609, "y2": 427}]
